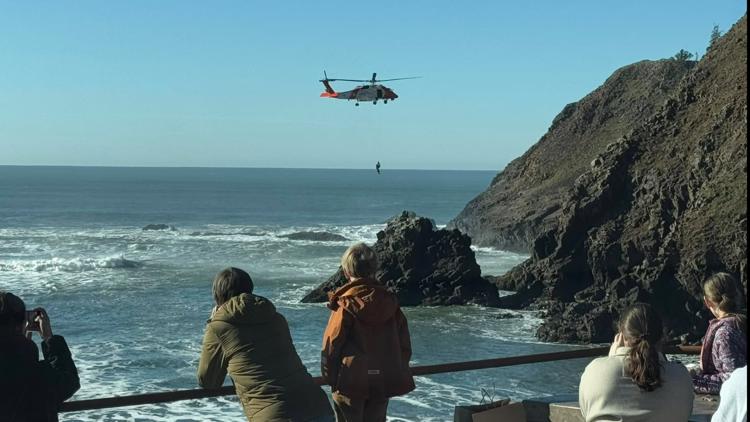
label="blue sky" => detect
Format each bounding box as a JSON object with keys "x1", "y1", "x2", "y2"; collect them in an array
[{"x1": 0, "y1": 1, "x2": 746, "y2": 170}]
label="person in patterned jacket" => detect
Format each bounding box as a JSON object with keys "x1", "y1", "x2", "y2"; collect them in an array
[{"x1": 692, "y1": 273, "x2": 747, "y2": 395}]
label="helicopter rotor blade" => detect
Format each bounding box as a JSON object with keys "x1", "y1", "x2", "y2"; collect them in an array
[
  {"x1": 318, "y1": 74, "x2": 422, "y2": 83},
  {"x1": 376, "y1": 76, "x2": 422, "y2": 82},
  {"x1": 323, "y1": 78, "x2": 371, "y2": 82}
]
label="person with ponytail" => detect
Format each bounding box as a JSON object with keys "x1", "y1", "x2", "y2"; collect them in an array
[
  {"x1": 693, "y1": 272, "x2": 748, "y2": 395},
  {"x1": 579, "y1": 303, "x2": 693, "y2": 422}
]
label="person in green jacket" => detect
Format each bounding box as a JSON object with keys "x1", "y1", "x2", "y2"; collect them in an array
[{"x1": 197, "y1": 267, "x2": 334, "y2": 422}]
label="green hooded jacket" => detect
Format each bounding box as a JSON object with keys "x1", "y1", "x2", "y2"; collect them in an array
[{"x1": 197, "y1": 293, "x2": 332, "y2": 421}]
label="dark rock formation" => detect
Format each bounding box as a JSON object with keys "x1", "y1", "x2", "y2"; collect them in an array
[
  {"x1": 485, "y1": 275, "x2": 520, "y2": 292},
  {"x1": 142, "y1": 224, "x2": 177, "y2": 231},
  {"x1": 280, "y1": 232, "x2": 348, "y2": 242},
  {"x1": 497, "y1": 15, "x2": 747, "y2": 343},
  {"x1": 449, "y1": 59, "x2": 696, "y2": 253},
  {"x1": 493, "y1": 312, "x2": 523, "y2": 320},
  {"x1": 302, "y1": 211, "x2": 501, "y2": 307}
]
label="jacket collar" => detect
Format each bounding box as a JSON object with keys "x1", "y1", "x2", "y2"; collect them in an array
[
  {"x1": 211, "y1": 293, "x2": 276, "y2": 325},
  {"x1": 709, "y1": 315, "x2": 740, "y2": 326}
]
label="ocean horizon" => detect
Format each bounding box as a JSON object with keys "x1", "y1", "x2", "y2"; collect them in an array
[{"x1": 0, "y1": 165, "x2": 503, "y2": 172}]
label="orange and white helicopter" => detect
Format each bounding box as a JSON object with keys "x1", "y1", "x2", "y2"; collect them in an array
[{"x1": 319, "y1": 72, "x2": 420, "y2": 106}]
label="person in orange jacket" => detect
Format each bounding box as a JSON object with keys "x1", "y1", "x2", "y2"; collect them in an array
[{"x1": 321, "y1": 243, "x2": 415, "y2": 422}]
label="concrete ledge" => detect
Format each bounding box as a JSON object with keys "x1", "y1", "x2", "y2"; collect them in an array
[{"x1": 521, "y1": 393, "x2": 718, "y2": 422}]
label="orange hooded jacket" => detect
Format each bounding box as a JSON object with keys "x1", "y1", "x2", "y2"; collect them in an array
[{"x1": 321, "y1": 278, "x2": 416, "y2": 400}]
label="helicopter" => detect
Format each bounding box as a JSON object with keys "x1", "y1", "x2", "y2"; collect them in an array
[{"x1": 319, "y1": 72, "x2": 420, "y2": 106}]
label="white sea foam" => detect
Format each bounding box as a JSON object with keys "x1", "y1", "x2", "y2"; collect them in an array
[
  {"x1": 472, "y1": 245, "x2": 528, "y2": 277},
  {"x1": 3, "y1": 223, "x2": 578, "y2": 421},
  {"x1": 0, "y1": 256, "x2": 144, "y2": 273},
  {"x1": 63, "y1": 338, "x2": 246, "y2": 422},
  {"x1": 149, "y1": 223, "x2": 383, "y2": 248}
]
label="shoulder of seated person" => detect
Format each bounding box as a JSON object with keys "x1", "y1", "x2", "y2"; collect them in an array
[
  {"x1": 662, "y1": 359, "x2": 691, "y2": 374},
  {"x1": 716, "y1": 321, "x2": 744, "y2": 333},
  {"x1": 585, "y1": 354, "x2": 626, "y2": 373}
]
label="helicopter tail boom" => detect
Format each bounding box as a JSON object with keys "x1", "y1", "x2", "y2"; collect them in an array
[{"x1": 320, "y1": 79, "x2": 338, "y2": 97}]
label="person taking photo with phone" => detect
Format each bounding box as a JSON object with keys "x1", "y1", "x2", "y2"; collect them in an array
[
  {"x1": 0, "y1": 291, "x2": 80, "y2": 422},
  {"x1": 578, "y1": 303, "x2": 694, "y2": 422}
]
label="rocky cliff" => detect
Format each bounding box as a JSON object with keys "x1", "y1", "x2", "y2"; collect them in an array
[
  {"x1": 497, "y1": 15, "x2": 747, "y2": 343},
  {"x1": 302, "y1": 212, "x2": 501, "y2": 307},
  {"x1": 449, "y1": 60, "x2": 696, "y2": 253}
]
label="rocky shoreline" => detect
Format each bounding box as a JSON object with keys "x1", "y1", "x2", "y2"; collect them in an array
[{"x1": 490, "y1": 15, "x2": 748, "y2": 343}]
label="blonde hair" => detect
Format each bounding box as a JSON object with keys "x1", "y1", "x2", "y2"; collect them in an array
[{"x1": 341, "y1": 243, "x2": 378, "y2": 279}]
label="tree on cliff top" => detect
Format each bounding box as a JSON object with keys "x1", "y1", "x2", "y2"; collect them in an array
[
  {"x1": 708, "y1": 24, "x2": 723, "y2": 51},
  {"x1": 672, "y1": 49, "x2": 694, "y2": 61}
]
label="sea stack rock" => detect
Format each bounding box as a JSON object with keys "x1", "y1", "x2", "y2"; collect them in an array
[
  {"x1": 279, "y1": 232, "x2": 349, "y2": 242},
  {"x1": 497, "y1": 15, "x2": 748, "y2": 344},
  {"x1": 301, "y1": 211, "x2": 501, "y2": 307}
]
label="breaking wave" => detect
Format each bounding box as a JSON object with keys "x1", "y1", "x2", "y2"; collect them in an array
[{"x1": 0, "y1": 256, "x2": 144, "y2": 273}]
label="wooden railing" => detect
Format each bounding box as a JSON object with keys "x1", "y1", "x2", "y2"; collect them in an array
[{"x1": 59, "y1": 345, "x2": 701, "y2": 413}]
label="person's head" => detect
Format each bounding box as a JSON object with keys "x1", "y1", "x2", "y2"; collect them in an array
[
  {"x1": 703, "y1": 272, "x2": 744, "y2": 315},
  {"x1": 703, "y1": 272, "x2": 747, "y2": 333},
  {"x1": 212, "y1": 267, "x2": 254, "y2": 306},
  {"x1": 341, "y1": 243, "x2": 378, "y2": 281},
  {"x1": 618, "y1": 303, "x2": 664, "y2": 391},
  {"x1": 0, "y1": 291, "x2": 26, "y2": 335}
]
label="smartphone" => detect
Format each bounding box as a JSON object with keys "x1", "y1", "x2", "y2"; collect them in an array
[{"x1": 25, "y1": 310, "x2": 41, "y2": 331}]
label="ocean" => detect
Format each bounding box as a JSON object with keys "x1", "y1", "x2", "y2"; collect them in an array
[{"x1": 0, "y1": 166, "x2": 590, "y2": 421}]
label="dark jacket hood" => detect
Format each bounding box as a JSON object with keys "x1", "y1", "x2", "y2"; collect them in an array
[
  {"x1": 327, "y1": 278, "x2": 399, "y2": 324},
  {"x1": 212, "y1": 293, "x2": 277, "y2": 325}
]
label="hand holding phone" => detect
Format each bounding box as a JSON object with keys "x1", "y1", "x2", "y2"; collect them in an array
[
  {"x1": 24, "y1": 308, "x2": 53, "y2": 340},
  {"x1": 25, "y1": 310, "x2": 41, "y2": 332},
  {"x1": 609, "y1": 332, "x2": 625, "y2": 356},
  {"x1": 36, "y1": 308, "x2": 53, "y2": 341}
]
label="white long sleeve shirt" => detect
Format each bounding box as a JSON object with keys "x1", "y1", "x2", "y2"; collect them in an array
[
  {"x1": 579, "y1": 347, "x2": 694, "y2": 422},
  {"x1": 713, "y1": 366, "x2": 747, "y2": 422}
]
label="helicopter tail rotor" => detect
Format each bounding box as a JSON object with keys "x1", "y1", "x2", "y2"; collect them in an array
[{"x1": 320, "y1": 70, "x2": 337, "y2": 96}]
